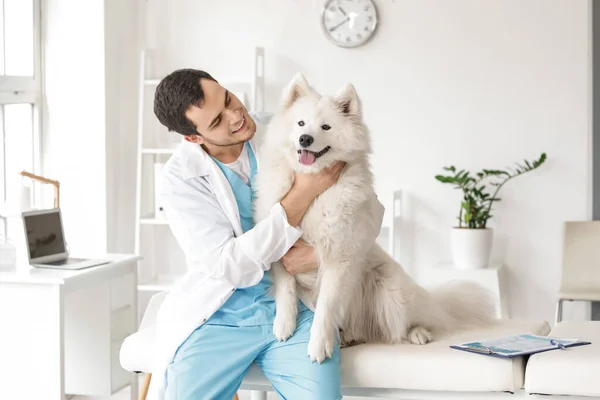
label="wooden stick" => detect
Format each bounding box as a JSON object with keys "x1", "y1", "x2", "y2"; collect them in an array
[
  {"x1": 139, "y1": 373, "x2": 152, "y2": 400},
  {"x1": 19, "y1": 171, "x2": 59, "y2": 186},
  {"x1": 19, "y1": 170, "x2": 60, "y2": 208}
]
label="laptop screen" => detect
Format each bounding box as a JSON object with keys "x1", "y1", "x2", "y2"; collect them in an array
[{"x1": 23, "y1": 210, "x2": 67, "y2": 259}]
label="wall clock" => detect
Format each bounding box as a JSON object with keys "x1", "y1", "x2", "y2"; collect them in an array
[{"x1": 321, "y1": 0, "x2": 379, "y2": 48}]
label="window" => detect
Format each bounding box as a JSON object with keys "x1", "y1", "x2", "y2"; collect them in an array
[{"x1": 0, "y1": 0, "x2": 41, "y2": 207}]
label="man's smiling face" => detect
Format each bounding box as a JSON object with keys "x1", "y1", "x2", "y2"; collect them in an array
[{"x1": 184, "y1": 78, "x2": 256, "y2": 147}]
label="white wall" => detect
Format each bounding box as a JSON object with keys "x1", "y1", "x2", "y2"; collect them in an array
[
  {"x1": 42, "y1": 0, "x2": 108, "y2": 255},
  {"x1": 42, "y1": 0, "x2": 141, "y2": 256},
  {"x1": 147, "y1": 0, "x2": 592, "y2": 324}
]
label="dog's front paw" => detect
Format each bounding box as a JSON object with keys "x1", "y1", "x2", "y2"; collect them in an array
[
  {"x1": 273, "y1": 312, "x2": 297, "y2": 342},
  {"x1": 307, "y1": 323, "x2": 335, "y2": 363},
  {"x1": 408, "y1": 326, "x2": 432, "y2": 345}
]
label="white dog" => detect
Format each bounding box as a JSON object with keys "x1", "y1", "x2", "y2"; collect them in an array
[{"x1": 253, "y1": 73, "x2": 495, "y2": 363}]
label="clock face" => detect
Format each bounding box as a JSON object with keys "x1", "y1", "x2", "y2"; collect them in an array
[{"x1": 321, "y1": 0, "x2": 378, "y2": 48}]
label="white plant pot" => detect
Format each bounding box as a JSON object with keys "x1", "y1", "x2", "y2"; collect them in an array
[{"x1": 451, "y1": 227, "x2": 493, "y2": 270}]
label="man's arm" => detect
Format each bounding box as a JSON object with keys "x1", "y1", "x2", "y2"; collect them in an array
[{"x1": 162, "y1": 174, "x2": 303, "y2": 289}]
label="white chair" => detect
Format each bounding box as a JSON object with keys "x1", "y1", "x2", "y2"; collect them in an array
[
  {"x1": 120, "y1": 292, "x2": 242, "y2": 400},
  {"x1": 555, "y1": 221, "x2": 600, "y2": 324},
  {"x1": 120, "y1": 291, "x2": 165, "y2": 400}
]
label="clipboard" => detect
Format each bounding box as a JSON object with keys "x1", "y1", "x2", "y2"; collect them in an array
[{"x1": 450, "y1": 333, "x2": 592, "y2": 358}]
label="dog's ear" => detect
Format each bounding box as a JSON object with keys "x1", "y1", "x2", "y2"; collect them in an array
[
  {"x1": 334, "y1": 83, "x2": 361, "y2": 117},
  {"x1": 281, "y1": 73, "x2": 311, "y2": 108}
]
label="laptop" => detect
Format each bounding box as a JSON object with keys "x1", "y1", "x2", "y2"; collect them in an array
[{"x1": 22, "y1": 208, "x2": 109, "y2": 270}]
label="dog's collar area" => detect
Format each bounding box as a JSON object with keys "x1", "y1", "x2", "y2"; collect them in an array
[{"x1": 297, "y1": 146, "x2": 332, "y2": 159}]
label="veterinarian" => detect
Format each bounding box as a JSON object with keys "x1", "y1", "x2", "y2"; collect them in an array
[{"x1": 147, "y1": 69, "x2": 385, "y2": 400}]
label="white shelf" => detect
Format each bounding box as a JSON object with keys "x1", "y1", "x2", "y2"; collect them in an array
[
  {"x1": 140, "y1": 213, "x2": 169, "y2": 225},
  {"x1": 141, "y1": 148, "x2": 176, "y2": 155},
  {"x1": 138, "y1": 274, "x2": 183, "y2": 292},
  {"x1": 144, "y1": 78, "x2": 161, "y2": 85}
]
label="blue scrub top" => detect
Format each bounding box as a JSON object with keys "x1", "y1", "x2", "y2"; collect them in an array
[{"x1": 206, "y1": 143, "x2": 309, "y2": 327}]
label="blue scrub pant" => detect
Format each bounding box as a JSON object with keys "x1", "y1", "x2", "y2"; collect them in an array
[{"x1": 165, "y1": 310, "x2": 342, "y2": 400}]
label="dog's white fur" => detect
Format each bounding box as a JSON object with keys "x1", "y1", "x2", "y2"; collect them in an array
[{"x1": 253, "y1": 73, "x2": 496, "y2": 363}]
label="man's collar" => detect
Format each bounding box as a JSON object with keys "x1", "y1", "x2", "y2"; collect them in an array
[{"x1": 179, "y1": 139, "x2": 212, "y2": 180}]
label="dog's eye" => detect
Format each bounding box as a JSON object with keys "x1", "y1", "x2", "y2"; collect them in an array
[
  {"x1": 298, "y1": 120, "x2": 305, "y2": 127},
  {"x1": 322, "y1": 124, "x2": 331, "y2": 131}
]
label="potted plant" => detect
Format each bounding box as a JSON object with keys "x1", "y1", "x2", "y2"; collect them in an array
[{"x1": 435, "y1": 152, "x2": 547, "y2": 269}]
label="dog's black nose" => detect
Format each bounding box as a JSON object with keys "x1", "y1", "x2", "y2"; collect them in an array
[{"x1": 299, "y1": 134, "x2": 314, "y2": 148}]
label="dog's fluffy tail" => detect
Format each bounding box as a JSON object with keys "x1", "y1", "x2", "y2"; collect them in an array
[
  {"x1": 422, "y1": 280, "x2": 498, "y2": 335},
  {"x1": 364, "y1": 246, "x2": 497, "y2": 342}
]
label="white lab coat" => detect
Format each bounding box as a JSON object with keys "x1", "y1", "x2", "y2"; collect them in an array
[{"x1": 147, "y1": 112, "x2": 385, "y2": 399}]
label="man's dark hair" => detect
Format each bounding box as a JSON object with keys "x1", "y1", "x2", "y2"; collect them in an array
[{"x1": 153, "y1": 69, "x2": 217, "y2": 135}]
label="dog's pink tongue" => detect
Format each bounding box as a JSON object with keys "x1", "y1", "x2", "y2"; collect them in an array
[{"x1": 299, "y1": 150, "x2": 315, "y2": 166}]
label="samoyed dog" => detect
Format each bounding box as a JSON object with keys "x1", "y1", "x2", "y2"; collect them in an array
[{"x1": 253, "y1": 73, "x2": 495, "y2": 363}]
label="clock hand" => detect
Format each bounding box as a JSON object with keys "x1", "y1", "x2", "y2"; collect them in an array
[
  {"x1": 329, "y1": 17, "x2": 350, "y2": 32},
  {"x1": 338, "y1": 6, "x2": 347, "y2": 16}
]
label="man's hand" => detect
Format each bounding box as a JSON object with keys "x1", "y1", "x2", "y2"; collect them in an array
[
  {"x1": 280, "y1": 161, "x2": 346, "y2": 227},
  {"x1": 281, "y1": 239, "x2": 319, "y2": 275},
  {"x1": 293, "y1": 161, "x2": 346, "y2": 200}
]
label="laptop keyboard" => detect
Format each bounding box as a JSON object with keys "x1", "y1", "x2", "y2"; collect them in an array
[{"x1": 44, "y1": 258, "x2": 88, "y2": 265}]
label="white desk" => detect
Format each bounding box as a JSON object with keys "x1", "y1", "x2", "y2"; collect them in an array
[{"x1": 0, "y1": 253, "x2": 141, "y2": 400}]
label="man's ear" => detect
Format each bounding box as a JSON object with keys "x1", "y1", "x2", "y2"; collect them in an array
[
  {"x1": 281, "y1": 73, "x2": 312, "y2": 108},
  {"x1": 184, "y1": 134, "x2": 204, "y2": 144},
  {"x1": 334, "y1": 83, "x2": 361, "y2": 117}
]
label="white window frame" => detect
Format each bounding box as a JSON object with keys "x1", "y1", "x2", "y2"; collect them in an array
[{"x1": 0, "y1": 0, "x2": 43, "y2": 205}]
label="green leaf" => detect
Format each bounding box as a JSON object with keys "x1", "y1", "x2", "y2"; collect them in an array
[
  {"x1": 483, "y1": 169, "x2": 509, "y2": 176},
  {"x1": 535, "y1": 153, "x2": 547, "y2": 166}
]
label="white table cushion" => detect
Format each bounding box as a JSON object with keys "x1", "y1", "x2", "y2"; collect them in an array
[
  {"x1": 242, "y1": 319, "x2": 551, "y2": 393},
  {"x1": 525, "y1": 321, "x2": 600, "y2": 397}
]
